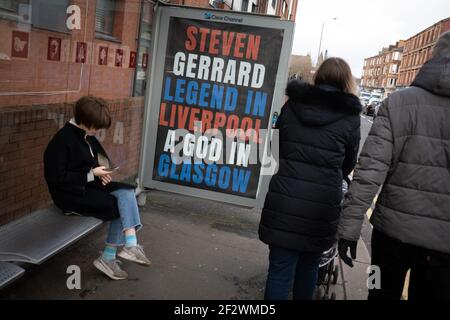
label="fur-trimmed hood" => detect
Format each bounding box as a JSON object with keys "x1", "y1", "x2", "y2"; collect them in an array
[{"x1": 286, "y1": 80, "x2": 362, "y2": 126}]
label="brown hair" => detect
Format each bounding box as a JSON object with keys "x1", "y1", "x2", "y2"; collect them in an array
[
  {"x1": 74, "y1": 96, "x2": 111, "y2": 129},
  {"x1": 314, "y1": 57, "x2": 357, "y2": 95}
]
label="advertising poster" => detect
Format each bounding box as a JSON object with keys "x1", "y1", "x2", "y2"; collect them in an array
[
  {"x1": 47, "y1": 37, "x2": 61, "y2": 61},
  {"x1": 151, "y1": 17, "x2": 284, "y2": 199},
  {"x1": 11, "y1": 30, "x2": 29, "y2": 58},
  {"x1": 75, "y1": 42, "x2": 87, "y2": 63},
  {"x1": 140, "y1": 6, "x2": 294, "y2": 207},
  {"x1": 129, "y1": 51, "x2": 137, "y2": 68},
  {"x1": 115, "y1": 48, "x2": 124, "y2": 67},
  {"x1": 98, "y1": 46, "x2": 108, "y2": 66}
]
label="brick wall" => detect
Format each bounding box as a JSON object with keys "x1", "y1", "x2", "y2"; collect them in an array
[
  {"x1": 0, "y1": 0, "x2": 141, "y2": 107},
  {"x1": 0, "y1": 97, "x2": 145, "y2": 226},
  {"x1": 0, "y1": 1, "x2": 147, "y2": 225}
]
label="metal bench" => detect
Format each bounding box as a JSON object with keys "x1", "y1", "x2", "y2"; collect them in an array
[
  {"x1": 0, "y1": 262, "x2": 25, "y2": 290},
  {"x1": 0, "y1": 206, "x2": 102, "y2": 289},
  {"x1": 0, "y1": 206, "x2": 102, "y2": 264}
]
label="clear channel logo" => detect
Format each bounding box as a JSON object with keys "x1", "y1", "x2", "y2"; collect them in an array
[{"x1": 203, "y1": 12, "x2": 243, "y2": 23}]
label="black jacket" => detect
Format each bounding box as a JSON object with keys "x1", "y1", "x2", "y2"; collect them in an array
[
  {"x1": 44, "y1": 122, "x2": 134, "y2": 221},
  {"x1": 259, "y1": 80, "x2": 362, "y2": 253}
]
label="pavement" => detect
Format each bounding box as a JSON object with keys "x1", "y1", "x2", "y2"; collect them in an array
[
  {"x1": 0, "y1": 116, "x2": 375, "y2": 300},
  {"x1": 0, "y1": 189, "x2": 372, "y2": 300}
]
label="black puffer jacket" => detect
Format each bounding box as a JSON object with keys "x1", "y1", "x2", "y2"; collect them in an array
[{"x1": 259, "y1": 80, "x2": 362, "y2": 253}]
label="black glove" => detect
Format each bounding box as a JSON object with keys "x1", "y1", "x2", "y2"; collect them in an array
[{"x1": 338, "y1": 239, "x2": 357, "y2": 268}]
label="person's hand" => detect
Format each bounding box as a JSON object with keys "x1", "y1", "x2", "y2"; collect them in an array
[
  {"x1": 93, "y1": 166, "x2": 113, "y2": 185},
  {"x1": 100, "y1": 174, "x2": 112, "y2": 186},
  {"x1": 338, "y1": 238, "x2": 358, "y2": 267},
  {"x1": 93, "y1": 166, "x2": 110, "y2": 177}
]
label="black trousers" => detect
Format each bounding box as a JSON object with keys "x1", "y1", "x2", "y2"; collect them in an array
[{"x1": 369, "y1": 228, "x2": 450, "y2": 300}]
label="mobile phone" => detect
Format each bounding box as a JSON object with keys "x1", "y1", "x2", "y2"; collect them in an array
[{"x1": 104, "y1": 165, "x2": 120, "y2": 172}]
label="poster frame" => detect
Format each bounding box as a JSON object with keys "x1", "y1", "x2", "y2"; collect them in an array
[{"x1": 138, "y1": 4, "x2": 295, "y2": 208}]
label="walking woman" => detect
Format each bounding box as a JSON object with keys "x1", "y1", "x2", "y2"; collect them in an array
[
  {"x1": 44, "y1": 96, "x2": 151, "y2": 280},
  {"x1": 259, "y1": 58, "x2": 362, "y2": 299}
]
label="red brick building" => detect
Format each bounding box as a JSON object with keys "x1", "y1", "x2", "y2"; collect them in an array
[
  {"x1": 361, "y1": 41, "x2": 405, "y2": 97},
  {"x1": 397, "y1": 17, "x2": 450, "y2": 87},
  {"x1": 274, "y1": 0, "x2": 297, "y2": 21}
]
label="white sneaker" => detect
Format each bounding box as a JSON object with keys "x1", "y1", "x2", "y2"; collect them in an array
[
  {"x1": 93, "y1": 256, "x2": 128, "y2": 280},
  {"x1": 118, "y1": 245, "x2": 151, "y2": 266}
]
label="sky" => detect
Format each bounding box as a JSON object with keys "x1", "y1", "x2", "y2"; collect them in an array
[{"x1": 292, "y1": 0, "x2": 450, "y2": 78}]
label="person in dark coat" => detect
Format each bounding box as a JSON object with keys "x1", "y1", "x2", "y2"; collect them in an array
[
  {"x1": 44, "y1": 96, "x2": 151, "y2": 281},
  {"x1": 338, "y1": 31, "x2": 450, "y2": 300},
  {"x1": 259, "y1": 58, "x2": 362, "y2": 300}
]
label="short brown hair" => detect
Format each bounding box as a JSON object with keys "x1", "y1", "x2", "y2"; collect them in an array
[
  {"x1": 74, "y1": 96, "x2": 111, "y2": 129},
  {"x1": 314, "y1": 57, "x2": 357, "y2": 95}
]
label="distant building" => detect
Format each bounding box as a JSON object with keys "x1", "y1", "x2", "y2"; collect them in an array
[
  {"x1": 361, "y1": 41, "x2": 405, "y2": 98},
  {"x1": 289, "y1": 54, "x2": 314, "y2": 83},
  {"x1": 397, "y1": 17, "x2": 450, "y2": 88},
  {"x1": 316, "y1": 49, "x2": 328, "y2": 68}
]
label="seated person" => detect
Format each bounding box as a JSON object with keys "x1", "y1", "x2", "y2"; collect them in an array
[{"x1": 44, "y1": 96, "x2": 150, "y2": 280}]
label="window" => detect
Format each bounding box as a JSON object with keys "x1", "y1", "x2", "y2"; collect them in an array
[
  {"x1": 209, "y1": 0, "x2": 224, "y2": 8},
  {"x1": 96, "y1": 0, "x2": 116, "y2": 36},
  {"x1": 0, "y1": 0, "x2": 68, "y2": 32},
  {"x1": 392, "y1": 52, "x2": 401, "y2": 61},
  {"x1": 271, "y1": 0, "x2": 276, "y2": 8},
  {"x1": 241, "y1": 0, "x2": 249, "y2": 11},
  {"x1": 0, "y1": 0, "x2": 29, "y2": 23},
  {"x1": 390, "y1": 64, "x2": 398, "y2": 73},
  {"x1": 0, "y1": 0, "x2": 26, "y2": 12},
  {"x1": 31, "y1": 0, "x2": 69, "y2": 33},
  {"x1": 388, "y1": 78, "x2": 396, "y2": 87},
  {"x1": 251, "y1": 3, "x2": 257, "y2": 12}
]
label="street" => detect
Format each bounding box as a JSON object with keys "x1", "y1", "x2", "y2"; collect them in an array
[{"x1": 359, "y1": 114, "x2": 374, "y2": 154}]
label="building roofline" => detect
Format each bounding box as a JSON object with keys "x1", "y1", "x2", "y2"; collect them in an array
[
  {"x1": 404, "y1": 16, "x2": 450, "y2": 41},
  {"x1": 363, "y1": 44, "x2": 404, "y2": 61}
]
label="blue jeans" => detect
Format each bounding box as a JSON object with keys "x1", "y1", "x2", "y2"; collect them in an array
[
  {"x1": 106, "y1": 189, "x2": 142, "y2": 246},
  {"x1": 264, "y1": 245, "x2": 321, "y2": 300}
]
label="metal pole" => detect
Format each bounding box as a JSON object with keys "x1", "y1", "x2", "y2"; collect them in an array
[
  {"x1": 317, "y1": 20, "x2": 325, "y2": 66},
  {"x1": 317, "y1": 18, "x2": 337, "y2": 66}
]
